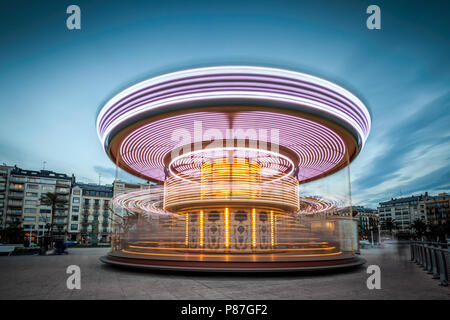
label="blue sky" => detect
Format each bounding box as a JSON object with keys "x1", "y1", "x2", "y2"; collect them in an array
[{"x1": 0, "y1": 0, "x2": 449, "y2": 208}]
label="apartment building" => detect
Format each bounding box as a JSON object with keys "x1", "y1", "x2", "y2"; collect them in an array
[
  {"x1": 69, "y1": 183, "x2": 113, "y2": 243},
  {"x1": 425, "y1": 192, "x2": 449, "y2": 226},
  {"x1": 378, "y1": 193, "x2": 431, "y2": 233},
  {"x1": 0, "y1": 165, "x2": 14, "y2": 228},
  {"x1": 3, "y1": 166, "x2": 73, "y2": 242},
  {"x1": 353, "y1": 206, "x2": 379, "y2": 233}
]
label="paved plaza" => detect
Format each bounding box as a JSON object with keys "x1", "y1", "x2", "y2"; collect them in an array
[{"x1": 0, "y1": 242, "x2": 449, "y2": 299}]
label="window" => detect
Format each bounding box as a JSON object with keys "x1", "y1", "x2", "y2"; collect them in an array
[
  {"x1": 24, "y1": 208, "x2": 37, "y2": 213},
  {"x1": 73, "y1": 197, "x2": 80, "y2": 203},
  {"x1": 23, "y1": 216, "x2": 36, "y2": 222},
  {"x1": 72, "y1": 215, "x2": 79, "y2": 221},
  {"x1": 40, "y1": 209, "x2": 51, "y2": 214},
  {"x1": 94, "y1": 199, "x2": 99, "y2": 205},
  {"x1": 72, "y1": 206, "x2": 79, "y2": 212},
  {"x1": 42, "y1": 179, "x2": 56, "y2": 184},
  {"x1": 73, "y1": 190, "x2": 81, "y2": 195},
  {"x1": 26, "y1": 192, "x2": 38, "y2": 197},
  {"x1": 28, "y1": 184, "x2": 38, "y2": 189},
  {"x1": 12, "y1": 183, "x2": 24, "y2": 189},
  {"x1": 71, "y1": 224, "x2": 78, "y2": 231},
  {"x1": 28, "y1": 178, "x2": 40, "y2": 183},
  {"x1": 25, "y1": 200, "x2": 37, "y2": 206},
  {"x1": 84, "y1": 199, "x2": 90, "y2": 205},
  {"x1": 42, "y1": 185, "x2": 54, "y2": 191}
]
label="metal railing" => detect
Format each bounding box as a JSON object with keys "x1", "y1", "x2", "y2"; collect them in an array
[{"x1": 410, "y1": 241, "x2": 449, "y2": 287}]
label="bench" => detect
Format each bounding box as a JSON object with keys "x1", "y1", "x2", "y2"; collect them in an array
[{"x1": 0, "y1": 246, "x2": 15, "y2": 256}]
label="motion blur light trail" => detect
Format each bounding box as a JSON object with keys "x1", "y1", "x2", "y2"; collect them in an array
[{"x1": 99, "y1": 66, "x2": 370, "y2": 272}]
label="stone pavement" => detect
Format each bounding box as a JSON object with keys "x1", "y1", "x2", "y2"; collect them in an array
[{"x1": 0, "y1": 243, "x2": 449, "y2": 299}]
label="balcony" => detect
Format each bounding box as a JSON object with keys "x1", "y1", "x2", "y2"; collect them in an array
[
  {"x1": 7, "y1": 200, "x2": 23, "y2": 207},
  {"x1": 7, "y1": 210, "x2": 22, "y2": 216},
  {"x1": 54, "y1": 212, "x2": 68, "y2": 218},
  {"x1": 8, "y1": 192, "x2": 24, "y2": 199},
  {"x1": 56, "y1": 195, "x2": 69, "y2": 201},
  {"x1": 56, "y1": 180, "x2": 71, "y2": 187},
  {"x1": 9, "y1": 184, "x2": 24, "y2": 191},
  {"x1": 10, "y1": 177, "x2": 26, "y2": 183}
]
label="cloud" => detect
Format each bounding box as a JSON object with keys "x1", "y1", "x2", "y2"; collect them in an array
[
  {"x1": 93, "y1": 165, "x2": 147, "y2": 184},
  {"x1": 93, "y1": 165, "x2": 116, "y2": 180},
  {"x1": 352, "y1": 90, "x2": 450, "y2": 207}
]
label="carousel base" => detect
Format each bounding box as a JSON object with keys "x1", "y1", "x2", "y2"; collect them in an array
[{"x1": 100, "y1": 251, "x2": 365, "y2": 273}]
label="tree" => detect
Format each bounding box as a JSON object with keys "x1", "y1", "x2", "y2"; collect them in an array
[
  {"x1": 381, "y1": 217, "x2": 396, "y2": 235},
  {"x1": 426, "y1": 222, "x2": 447, "y2": 242},
  {"x1": 411, "y1": 218, "x2": 427, "y2": 239},
  {"x1": 40, "y1": 192, "x2": 68, "y2": 245},
  {"x1": 0, "y1": 218, "x2": 24, "y2": 244}
]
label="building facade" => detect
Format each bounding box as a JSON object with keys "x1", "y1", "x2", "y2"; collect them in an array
[
  {"x1": 68, "y1": 183, "x2": 113, "y2": 243},
  {"x1": 0, "y1": 164, "x2": 160, "y2": 244},
  {"x1": 0, "y1": 165, "x2": 14, "y2": 229},
  {"x1": 353, "y1": 206, "x2": 379, "y2": 239},
  {"x1": 378, "y1": 195, "x2": 429, "y2": 233},
  {"x1": 425, "y1": 193, "x2": 449, "y2": 226},
  {"x1": 1, "y1": 166, "x2": 73, "y2": 243},
  {"x1": 377, "y1": 192, "x2": 450, "y2": 235}
]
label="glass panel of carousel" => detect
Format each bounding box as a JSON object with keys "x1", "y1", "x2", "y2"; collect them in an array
[{"x1": 109, "y1": 160, "x2": 357, "y2": 267}]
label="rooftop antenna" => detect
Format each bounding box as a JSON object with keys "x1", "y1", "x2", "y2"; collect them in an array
[
  {"x1": 42, "y1": 161, "x2": 47, "y2": 170},
  {"x1": 99, "y1": 173, "x2": 102, "y2": 185}
]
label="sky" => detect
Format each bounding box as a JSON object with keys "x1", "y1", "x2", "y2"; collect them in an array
[{"x1": 0, "y1": 0, "x2": 449, "y2": 208}]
